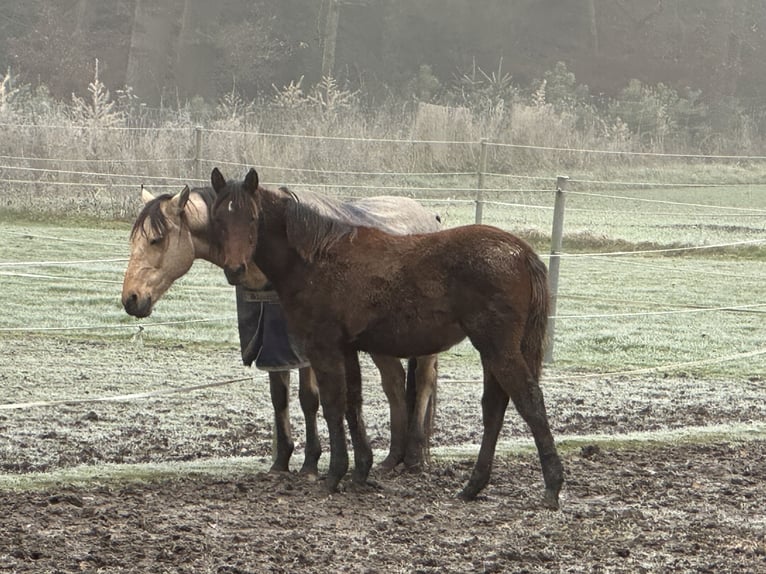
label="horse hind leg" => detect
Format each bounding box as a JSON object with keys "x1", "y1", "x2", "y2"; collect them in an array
[
  {"x1": 267, "y1": 371, "x2": 294, "y2": 473},
  {"x1": 297, "y1": 366, "x2": 321, "y2": 477},
  {"x1": 489, "y1": 353, "x2": 564, "y2": 510},
  {"x1": 404, "y1": 355, "x2": 438, "y2": 471},
  {"x1": 459, "y1": 364, "x2": 510, "y2": 501},
  {"x1": 370, "y1": 354, "x2": 407, "y2": 471}
]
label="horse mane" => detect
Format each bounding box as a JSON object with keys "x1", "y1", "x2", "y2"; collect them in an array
[
  {"x1": 216, "y1": 178, "x2": 441, "y2": 262},
  {"x1": 283, "y1": 188, "x2": 442, "y2": 262},
  {"x1": 284, "y1": 190, "x2": 359, "y2": 262},
  {"x1": 130, "y1": 193, "x2": 173, "y2": 240},
  {"x1": 130, "y1": 187, "x2": 216, "y2": 240}
]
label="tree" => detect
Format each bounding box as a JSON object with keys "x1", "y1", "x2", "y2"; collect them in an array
[
  {"x1": 125, "y1": 0, "x2": 184, "y2": 104},
  {"x1": 176, "y1": 0, "x2": 220, "y2": 101},
  {"x1": 586, "y1": 0, "x2": 598, "y2": 56}
]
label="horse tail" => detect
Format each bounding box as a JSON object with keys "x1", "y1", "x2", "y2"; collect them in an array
[{"x1": 521, "y1": 250, "x2": 550, "y2": 382}]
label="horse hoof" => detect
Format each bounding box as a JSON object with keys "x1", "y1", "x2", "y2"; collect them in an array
[
  {"x1": 403, "y1": 460, "x2": 424, "y2": 474},
  {"x1": 323, "y1": 476, "x2": 342, "y2": 493},
  {"x1": 346, "y1": 478, "x2": 382, "y2": 493},
  {"x1": 457, "y1": 487, "x2": 477, "y2": 501},
  {"x1": 298, "y1": 464, "x2": 319, "y2": 478},
  {"x1": 377, "y1": 455, "x2": 402, "y2": 472},
  {"x1": 351, "y1": 469, "x2": 372, "y2": 485},
  {"x1": 543, "y1": 490, "x2": 560, "y2": 511},
  {"x1": 299, "y1": 470, "x2": 319, "y2": 482}
]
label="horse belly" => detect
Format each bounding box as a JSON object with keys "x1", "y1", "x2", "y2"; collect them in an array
[{"x1": 353, "y1": 317, "x2": 464, "y2": 358}]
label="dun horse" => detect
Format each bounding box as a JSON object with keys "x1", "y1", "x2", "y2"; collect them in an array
[
  {"x1": 121, "y1": 185, "x2": 440, "y2": 474},
  {"x1": 210, "y1": 167, "x2": 564, "y2": 508}
]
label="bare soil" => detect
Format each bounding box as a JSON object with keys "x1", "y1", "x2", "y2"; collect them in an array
[{"x1": 1, "y1": 335, "x2": 765, "y2": 573}]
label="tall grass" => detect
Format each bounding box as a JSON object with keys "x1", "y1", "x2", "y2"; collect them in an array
[{"x1": 2, "y1": 64, "x2": 766, "y2": 221}]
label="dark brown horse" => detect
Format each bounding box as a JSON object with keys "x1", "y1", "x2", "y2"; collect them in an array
[
  {"x1": 121, "y1": 185, "x2": 440, "y2": 475},
  {"x1": 210, "y1": 167, "x2": 564, "y2": 508}
]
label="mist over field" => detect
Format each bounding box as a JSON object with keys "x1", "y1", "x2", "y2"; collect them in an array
[{"x1": 1, "y1": 3, "x2": 765, "y2": 572}]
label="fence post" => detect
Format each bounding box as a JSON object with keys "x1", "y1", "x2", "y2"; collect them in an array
[
  {"x1": 475, "y1": 138, "x2": 488, "y2": 224},
  {"x1": 193, "y1": 125, "x2": 203, "y2": 181},
  {"x1": 544, "y1": 175, "x2": 569, "y2": 364}
]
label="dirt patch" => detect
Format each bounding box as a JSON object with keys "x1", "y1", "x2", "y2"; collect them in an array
[
  {"x1": 1, "y1": 443, "x2": 765, "y2": 573},
  {"x1": 1, "y1": 334, "x2": 765, "y2": 572}
]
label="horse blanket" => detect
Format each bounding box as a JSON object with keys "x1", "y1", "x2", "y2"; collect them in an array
[{"x1": 235, "y1": 286, "x2": 309, "y2": 371}]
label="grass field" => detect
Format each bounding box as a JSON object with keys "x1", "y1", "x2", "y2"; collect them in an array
[
  {"x1": 2, "y1": 174, "x2": 764, "y2": 383},
  {"x1": 2, "y1": 159, "x2": 765, "y2": 573}
]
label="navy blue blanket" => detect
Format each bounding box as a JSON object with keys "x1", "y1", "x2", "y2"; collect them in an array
[{"x1": 235, "y1": 287, "x2": 309, "y2": 371}]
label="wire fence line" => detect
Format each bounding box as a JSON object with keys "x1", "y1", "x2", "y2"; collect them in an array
[
  {"x1": 0, "y1": 316, "x2": 237, "y2": 334},
  {"x1": 2, "y1": 235, "x2": 761, "y2": 269},
  {"x1": 2, "y1": 157, "x2": 764, "y2": 192},
  {"x1": 1, "y1": 295, "x2": 761, "y2": 334},
  {"x1": 3, "y1": 163, "x2": 765, "y2": 223},
  {"x1": 582, "y1": 256, "x2": 764, "y2": 281},
  {"x1": 0, "y1": 154, "x2": 183, "y2": 164},
  {"x1": 558, "y1": 238, "x2": 766, "y2": 258},
  {"x1": 2, "y1": 120, "x2": 766, "y2": 161},
  {"x1": 0, "y1": 375, "x2": 254, "y2": 411},
  {"x1": 566, "y1": 190, "x2": 766, "y2": 213},
  {"x1": 0, "y1": 244, "x2": 761, "y2": 330},
  {"x1": 3, "y1": 344, "x2": 765, "y2": 413},
  {"x1": 2, "y1": 125, "x2": 764, "y2": 384}
]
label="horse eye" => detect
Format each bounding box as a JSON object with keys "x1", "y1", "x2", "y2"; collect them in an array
[{"x1": 149, "y1": 236, "x2": 163, "y2": 246}]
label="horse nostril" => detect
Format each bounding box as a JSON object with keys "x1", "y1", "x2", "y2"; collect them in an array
[
  {"x1": 223, "y1": 264, "x2": 247, "y2": 286},
  {"x1": 123, "y1": 292, "x2": 141, "y2": 313}
]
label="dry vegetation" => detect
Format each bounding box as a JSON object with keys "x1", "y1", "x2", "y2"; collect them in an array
[
  {"x1": 3, "y1": 64, "x2": 766, "y2": 222},
  {"x1": 1, "y1": 67, "x2": 765, "y2": 572}
]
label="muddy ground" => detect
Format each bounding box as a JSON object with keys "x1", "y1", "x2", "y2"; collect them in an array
[{"x1": 1, "y1": 335, "x2": 765, "y2": 573}]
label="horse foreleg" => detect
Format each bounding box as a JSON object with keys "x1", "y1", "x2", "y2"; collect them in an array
[
  {"x1": 344, "y1": 350, "x2": 373, "y2": 485},
  {"x1": 459, "y1": 367, "x2": 509, "y2": 501},
  {"x1": 298, "y1": 366, "x2": 321, "y2": 477},
  {"x1": 369, "y1": 354, "x2": 407, "y2": 471},
  {"x1": 311, "y1": 361, "x2": 349, "y2": 492},
  {"x1": 267, "y1": 370, "x2": 294, "y2": 473},
  {"x1": 404, "y1": 355, "x2": 438, "y2": 471}
]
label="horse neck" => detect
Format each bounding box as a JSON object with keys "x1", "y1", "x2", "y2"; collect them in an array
[
  {"x1": 185, "y1": 191, "x2": 225, "y2": 267},
  {"x1": 252, "y1": 188, "x2": 301, "y2": 290}
]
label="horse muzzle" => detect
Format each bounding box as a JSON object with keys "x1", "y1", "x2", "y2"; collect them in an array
[
  {"x1": 122, "y1": 292, "x2": 153, "y2": 318},
  {"x1": 223, "y1": 264, "x2": 247, "y2": 286}
]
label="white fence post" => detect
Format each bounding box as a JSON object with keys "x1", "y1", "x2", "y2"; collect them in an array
[
  {"x1": 193, "y1": 126, "x2": 203, "y2": 181},
  {"x1": 475, "y1": 138, "x2": 488, "y2": 224},
  {"x1": 545, "y1": 175, "x2": 569, "y2": 364}
]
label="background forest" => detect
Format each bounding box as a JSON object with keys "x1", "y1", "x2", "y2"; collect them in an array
[{"x1": 1, "y1": 0, "x2": 766, "y2": 154}]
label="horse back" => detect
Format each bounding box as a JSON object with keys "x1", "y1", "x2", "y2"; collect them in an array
[{"x1": 306, "y1": 224, "x2": 546, "y2": 351}]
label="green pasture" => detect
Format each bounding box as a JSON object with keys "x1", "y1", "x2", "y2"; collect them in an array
[{"x1": 1, "y1": 177, "x2": 764, "y2": 382}]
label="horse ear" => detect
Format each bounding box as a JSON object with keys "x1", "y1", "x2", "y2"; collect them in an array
[
  {"x1": 211, "y1": 168, "x2": 226, "y2": 194},
  {"x1": 170, "y1": 185, "x2": 191, "y2": 214},
  {"x1": 244, "y1": 168, "x2": 259, "y2": 194},
  {"x1": 141, "y1": 184, "x2": 155, "y2": 204}
]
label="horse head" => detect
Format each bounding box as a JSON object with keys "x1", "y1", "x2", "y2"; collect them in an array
[
  {"x1": 121, "y1": 186, "x2": 198, "y2": 317},
  {"x1": 211, "y1": 167, "x2": 261, "y2": 286}
]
